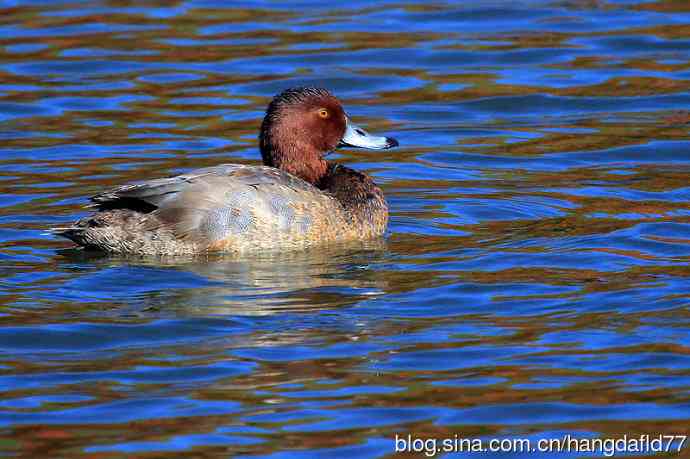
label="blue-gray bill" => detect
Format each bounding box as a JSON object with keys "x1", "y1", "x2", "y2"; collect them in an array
[{"x1": 339, "y1": 117, "x2": 398, "y2": 150}]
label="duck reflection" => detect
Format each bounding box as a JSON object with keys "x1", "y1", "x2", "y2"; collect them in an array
[{"x1": 55, "y1": 239, "x2": 390, "y2": 316}]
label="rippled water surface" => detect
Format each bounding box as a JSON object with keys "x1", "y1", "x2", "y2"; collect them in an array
[{"x1": 2, "y1": 0, "x2": 690, "y2": 457}]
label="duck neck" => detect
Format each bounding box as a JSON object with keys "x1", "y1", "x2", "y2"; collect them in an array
[{"x1": 261, "y1": 139, "x2": 328, "y2": 186}]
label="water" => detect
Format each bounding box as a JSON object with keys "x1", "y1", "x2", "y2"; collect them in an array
[{"x1": 1, "y1": 0, "x2": 690, "y2": 457}]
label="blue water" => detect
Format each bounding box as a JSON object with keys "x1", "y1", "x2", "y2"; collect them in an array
[{"x1": 1, "y1": 1, "x2": 690, "y2": 457}]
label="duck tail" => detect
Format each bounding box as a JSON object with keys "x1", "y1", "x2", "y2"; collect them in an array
[
  {"x1": 48, "y1": 210, "x2": 183, "y2": 254},
  {"x1": 49, "y1": 211, "x2": 112, "y2": 248},
  {"x1": 48, "y1": 225, "x2": 87, "y2": 245}
]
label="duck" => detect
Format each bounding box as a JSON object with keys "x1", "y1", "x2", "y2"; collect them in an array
[{"x1": 54, "y1": 87, "x2": 398, "y2": 255}]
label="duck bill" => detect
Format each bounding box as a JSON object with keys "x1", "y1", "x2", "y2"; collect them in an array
[{"x1": 339, "y1": 117, "x2": 398, "y2": 150}]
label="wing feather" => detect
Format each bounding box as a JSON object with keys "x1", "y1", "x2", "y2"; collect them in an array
[{"x1": 97, "y1": 164, "x2": 340, "y2": 248}]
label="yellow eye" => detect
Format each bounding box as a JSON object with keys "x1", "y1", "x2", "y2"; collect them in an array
[{"x1": 317, "y1": 108, "x2": 330, "y2": 119}]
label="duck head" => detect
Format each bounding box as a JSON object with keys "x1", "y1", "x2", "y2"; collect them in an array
[{"x1": 259, "y1": 87, "x2": 398, "y2": 185}]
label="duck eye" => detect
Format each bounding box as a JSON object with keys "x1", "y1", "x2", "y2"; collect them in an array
[{"x1": 317, "y1": 108, "x2": 330, "y2": 119}]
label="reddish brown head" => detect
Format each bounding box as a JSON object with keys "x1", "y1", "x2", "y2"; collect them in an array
[{"x1": 259, "y1": 87, "x2": 397, "y2": 185}]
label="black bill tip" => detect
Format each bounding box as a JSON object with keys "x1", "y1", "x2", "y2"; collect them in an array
[{"x1": 384, "y1": 137, "x2": 399, "y2": 149}]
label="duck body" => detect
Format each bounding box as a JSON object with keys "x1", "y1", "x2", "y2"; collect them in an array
[
  {"x1": 55, "y1": 88, "x2": 397, "y2": 255},
  {"x1": 61, "y1": 163, "x2": 387, "y2": 255}
]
